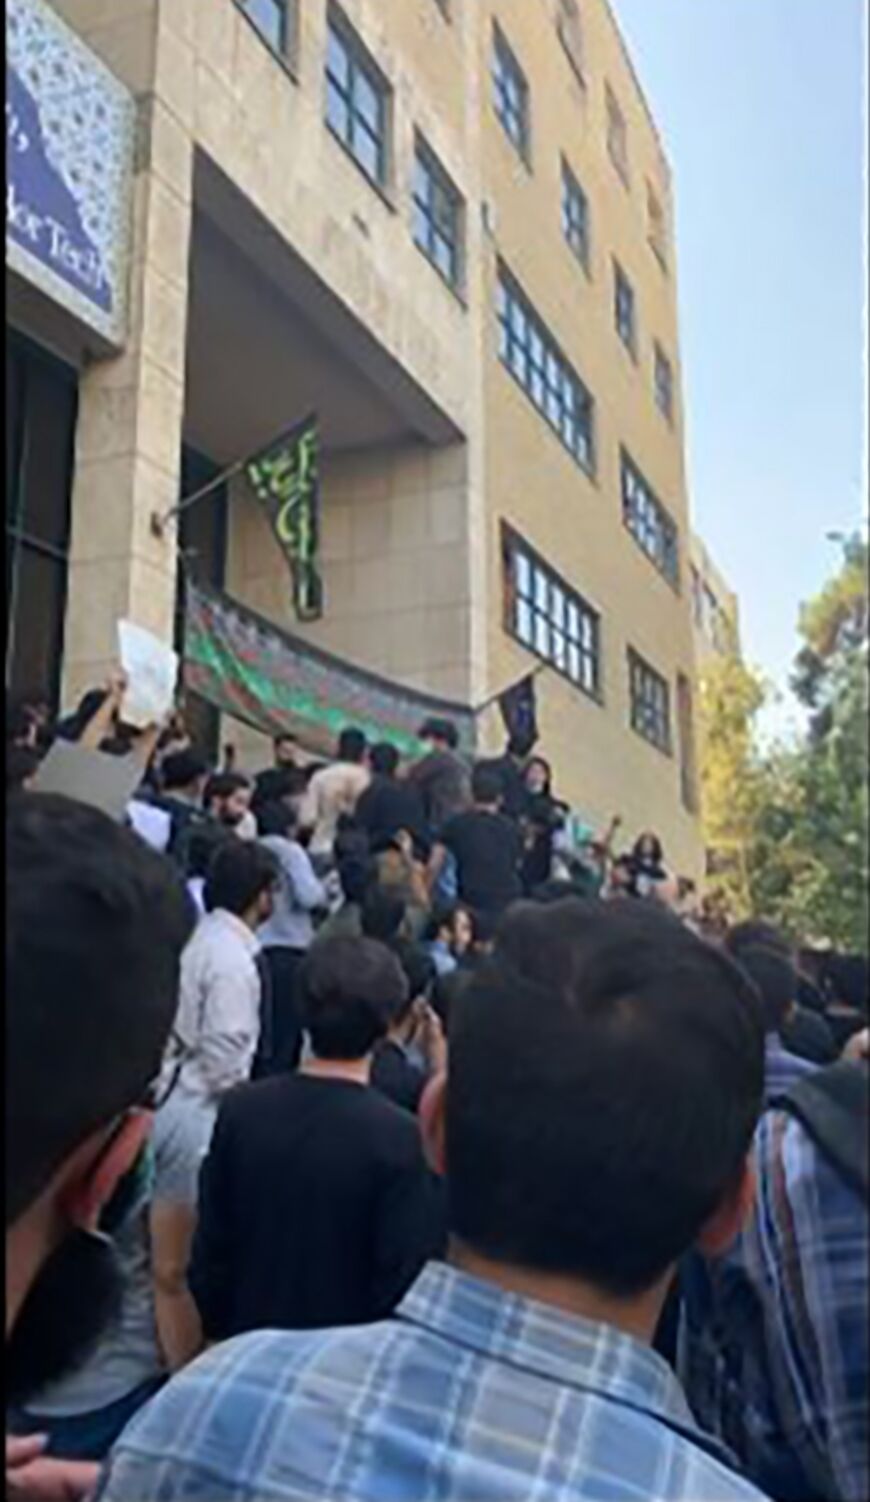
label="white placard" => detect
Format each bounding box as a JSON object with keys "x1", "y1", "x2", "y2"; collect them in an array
[{"x1": 117, "y1": 620, "x2": 178, "y2": 729}]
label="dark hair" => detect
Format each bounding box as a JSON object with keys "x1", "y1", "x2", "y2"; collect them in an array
[
  {"x1": 299, "y1": 937, "x2": 408, "y2": 1059},
  {"x1": 204, "y1": 772, "x2": 251, "y2": 807},
  {"x1": 469, "y1": 908, "x2": 500, "y2": 948},
  {"x1": 524, "y1": 756, "x2": 552, "y2": 794},
  {"x1": 256, "y1": 801, "x2": 298, "y2": 839},
  {"x1": 419, "y1": 718, "x2": 458, "y2": 750},
  {"x1": 55, "y1": 689, "x2": 109, "y2": 744},
  {"x1": 370, "y1": 742, "x2": 400, "y2": 778},
  {"x1": 392, "y1": 944, "x2": 437, "y2": 1024},
  {"x1": 726, "y1": 920, "x2": 793, "y2": 962},
  {"x1": 6, "y1": 698, "x2": 41, "y2": 746},
  {"x1": 253, "y1": 767, "x2": 302, "y2": 810},
  {"x1": 186, "y1": 821, "x2": 233, "y2": 882},
  {"x1": 361, "y1": 886, "x2": 406, "y2": 942},
  {"x1": 632, "y1": 831, "x2": 664, "y2": 867},
  {"x1": 7, "y1": 746, "x2": 41, "y2": 793},
  {"x1": 424, "y1": 902, "x2": 469, "y2": 943},
  {"x1": 161, "y1": 750, "x2": 208, "y2": 793},
  {"x1": 337, "y1": 728, "x2": 367, "y2": 765},
  {"x1": 471, "y1": 763, "x2": 503, "y2": 806},
  {"x1": 338, "y1": 854, "x2": 375, "y2": 905},
  {"x1": 274, "y1": 733, "x2": 297, "y2": 750},
  {"x1": 203, "y1": 841, "x2": 278, "y2": 917},
  {"x1": 734, "y1": 944, "x2": 797, "y2": 1033},
  {"x1": 447, "y1": 899, "x2": 764, "y2": 1297},
  {"x1": 6, "y1": 795, "x2": 194, "y2": 1227}
]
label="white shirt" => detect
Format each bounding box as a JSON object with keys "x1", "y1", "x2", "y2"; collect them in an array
[
  {"x1": 300, "y1": 761, "x2": 370, "y2": 856},
  {"x1": 127, "y1": 799, "x2": 171, "y2": 853},
  {"x1": 172, "y1": 909, "x2": 262, "y2": 1106}
]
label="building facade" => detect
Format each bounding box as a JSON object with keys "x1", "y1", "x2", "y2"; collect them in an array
[
  {"x1": 6, "y1": 0, "x2": 703, "y2": 874},
  {"x1": 690, "y1": 533, "x2": 741, "y2": 662}
]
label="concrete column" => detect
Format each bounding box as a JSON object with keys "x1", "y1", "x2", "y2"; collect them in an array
[{"x1": 61, "y1": 2, "x2": 194, "y2": 709}]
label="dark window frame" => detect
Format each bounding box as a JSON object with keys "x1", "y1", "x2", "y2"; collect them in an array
[
  {"x1": 502, "y1": 522, "x2": 602, "y2": 702},
  {"x1": 325, "y1": 8, "x2": 391, "y2": 192},
  {"x1": 413, "y1": 136, "x2": 464, "y2": 294},
  {"x1": 654, "y1": 341, "x2": 674, "y2": 423},
  {"x1": 235, "y1": 0, "x2": 298, "y2": 72},
  {"x1": 647, "y1": 181, "x2": 668, "y2": 271},
  {"x1": 606, "y1": 82, "x2": 629, "y2": 186},
  {"x1": 613, "y1": 260, "x2": 637, "y2": 357},
  {"x1": 561, "y1": 158, "x2": 591, "y2": 273},
  {"x1": 6, "y1": 329, "x2": 77, "y2": 713},
  {"x1": 497, "y1": 264, "x2": 596, "y2": 477},
  {"x1": 492, "y1": 22, "x2": 531, "y2": 164},
  {"x1": 621, "y1": 448, "x2": 680, "y2": 589},
  {"x1": 628, "y1": 648, "x2": 672, "y2": 755}
]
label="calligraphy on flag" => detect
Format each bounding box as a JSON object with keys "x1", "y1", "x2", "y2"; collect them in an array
[{"x1": 245, "y1": 414, "x2": 323, "y2": 622}]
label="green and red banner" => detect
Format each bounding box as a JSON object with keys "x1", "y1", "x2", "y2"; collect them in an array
[{"x1": 183, "y1": 581, "x2": 477, "y2": 759}]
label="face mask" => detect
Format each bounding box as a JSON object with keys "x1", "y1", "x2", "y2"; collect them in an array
[{"x1": 6, "y1": 1227, "x2": 124, "y2": 1407}]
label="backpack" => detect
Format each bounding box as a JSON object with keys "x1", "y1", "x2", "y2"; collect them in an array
[{"x1": 772, "y1": 1058, "x2": 868, "y2": 1199}]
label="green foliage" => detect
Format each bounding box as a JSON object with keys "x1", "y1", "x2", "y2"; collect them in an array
[{"x1": 699, "y1": 533, "x2": 868, "y2": 952}]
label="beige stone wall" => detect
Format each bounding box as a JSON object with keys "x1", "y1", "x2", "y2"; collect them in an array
[
  {"x1": 475, "y1": 0, "x2": 702, "y2": 876},
  {"x1": 691, "y1": 533, "x2": 742, "y2": 663}
]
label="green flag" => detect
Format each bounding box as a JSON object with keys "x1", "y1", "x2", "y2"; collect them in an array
[{"x1": 245, "y1": 414, "x2": 323, "y2": 621}]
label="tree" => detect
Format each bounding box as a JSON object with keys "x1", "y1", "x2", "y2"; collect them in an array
[{"x1": 697, "y1": 534, "x2": 868, "y2": 951}]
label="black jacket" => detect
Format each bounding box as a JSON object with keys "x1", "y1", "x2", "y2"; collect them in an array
[{"x1": 190, "y1": 1074, "x2": 445, "y2": 1339}]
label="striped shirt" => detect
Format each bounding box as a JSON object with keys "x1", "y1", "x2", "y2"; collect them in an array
[
  {"x1": 96, "y1": 1262, "x2": 767, "y2": 1501},
  {"x1": 680, "y1": 1109, "x2": 868, "y2": 1501}
]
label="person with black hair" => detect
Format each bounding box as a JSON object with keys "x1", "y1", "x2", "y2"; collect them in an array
[
  {"x1": 149, "y1": 750, "x2": 211, "y2": 874},
  {"x1": 355, "y1": 743, "x2": 427, "y2": 854},
  {"x1": 299, "y1": 727, "x2": 370, "y2": 864},
  {"x1": 408, "y1": 718, "x2": 471, "y2": 838},
  {"x1": 6, "y1": 795, "x2": 193, "y2": 1499},
  {"x1": 731, "y1": 943, "x2": 819, "y2": 1100},
  {"x1": 371, "y1": 946, "x2": 444, "y2": 1114},
  {"x1": 520, "y1": 756, "x2": 568, "y2": 891},
  {"x1": 161, "y1": 841, "x2": 279, "y2": 1159},
  {"x1": 428, "y1": 763, "x2": 523, "y2": 916},
  {"x1": 423, "y1": 902, "x2": 474, "y2": 977},
  {"x1": 627, "y1": 830, "x2": 668, "y2": 898},
  {"x1": 187, "y1": 937, "x2": 444, "y2": 1340},
  {"x1": 256, "y1": 802, "x2": 326, "y2": 1075},
  {"x1": 360, "y1": 885, "x2": 407, "y2": 945},
  {"x1": 102, "y1": 900, "x2": 768, "y2": 1502},
  {"x1": 203, "y1": 772, "x2": 254, "y2": 834},
  {"x1": 725, "y1": 921, "x2": 837, "y2": 1065},
  {"x1": 480, "y1": 733, "x2": 534, "y2": 822}
]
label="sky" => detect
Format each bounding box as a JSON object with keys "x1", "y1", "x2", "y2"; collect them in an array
[{"x1": 614, "y1": 0, "x2": 867, "y2": 734}]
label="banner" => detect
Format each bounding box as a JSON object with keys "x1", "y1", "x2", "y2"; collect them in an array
[
  {"x1": 498, "y1": 672, "x2": 539, "y2": 752},
  {"x1": 245, "y1": 415, "x2": 323, "y2": 622},
  {"x1": 183, "y1": 581, "x2": 477, "y2": 760}
]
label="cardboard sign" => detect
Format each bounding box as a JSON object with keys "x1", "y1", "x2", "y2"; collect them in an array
[{"x1": 118, "y1": 619, "x2": 178, "y2": 730}]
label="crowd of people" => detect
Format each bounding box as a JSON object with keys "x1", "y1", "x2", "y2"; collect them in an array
[{"x1": 6, "y1": 680, "x2": 868, "y2": 1502}]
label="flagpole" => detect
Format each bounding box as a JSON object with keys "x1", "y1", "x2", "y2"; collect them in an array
[
  {"x1": 472, "y1": 658, "x2": 552, "y2": 719},
  {"x1": 149, "y1": 412, "x2": 318, "y2": 539}
]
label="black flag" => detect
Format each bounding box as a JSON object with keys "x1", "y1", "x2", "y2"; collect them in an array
[
  {"x1": 245, "y1": 414, "x2": 323, "y2": 622},
  {"x1": 499, "y1": 672, "x2": 539, "y2": 752}
]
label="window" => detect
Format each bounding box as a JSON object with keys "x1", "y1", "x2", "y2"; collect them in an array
[
  {"x1": 647, "y1": 182, "x2": 667, "y2": 268},
  {"x1": 690, "y1": 564, "x2": 704, "y2": 628},
  {"x1": 237, "y1": 0, "x2": 290, "y2": 55},
  {"x1": 621, "y1": 450, "x2": 679, "y2": 586},
  {"x1": 6, "y1": 331, "x2": 77, "y2": 711},
  {"x1": 606, "y1": 84, "x2": 629, "y2": 184},
  {"x1": 503, "y1": 525, "x2": 601, "y2": 698},
  {"x1": 325, "y1": 12, "x2": 389, "y2": 189},
  {"x1": 556, "y1": 0, "x2": 585, "y2": 87},
  {"x1": 654, "y1": 343, "x2": 674, "y2": 422},
  {"x1": 614, "y1": 262, "x2": 636, "y2": 356},
  {"x1": 629, "y1": 649, "x2": 671, "y2": 754},
  {"x1": 413, "y1": 139, "x2": 463, "y2": 290},
  {"x1": 493, "y1": 24, "x2": 530, "y2": 161},
  {"x1": 497, "y1": 267, "x2": 596, "y2": 475},
  {"x1": 677, "y1": 672, "x2": 699, "y2": 812},
  {"x1": 562, "y1": 160, "x2": 590, "y2": 272}
]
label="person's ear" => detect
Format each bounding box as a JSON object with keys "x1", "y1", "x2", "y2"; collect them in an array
[
  {"x1": 696, "y1": 1157, "x2": 756, "y2": 1258},
  {"x1": 418, "y1": 1071, "x2": 447, "y2": 1177},
  {"x1": 58, "y1": 1111, "x2": 152, "y2": 1233}
]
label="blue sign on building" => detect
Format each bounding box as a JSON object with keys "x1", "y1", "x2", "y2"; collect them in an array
[{"x1": 5, "y1": 0, "x2": 135, "y2": 347}]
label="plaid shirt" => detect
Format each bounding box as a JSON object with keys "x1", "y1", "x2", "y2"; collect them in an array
[
  {"x1": 680, "y1": 1109, "x2": 869, "y2": 1501},
  {"x1": 96, "y1": 1262, "x2": 766, "y2": 1502}
]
